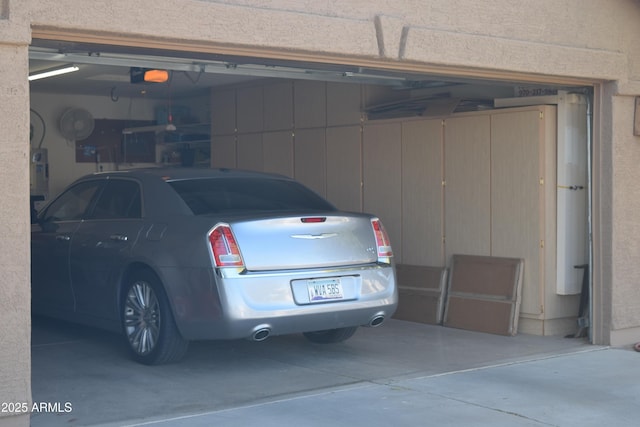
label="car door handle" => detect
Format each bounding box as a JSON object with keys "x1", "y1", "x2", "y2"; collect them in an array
[
  {"x1": 110, "y1": 234, "x2": 129, "y2": 242},
  {"x1": 55, "y1": 235, "x2": 71, "y2": 241}
]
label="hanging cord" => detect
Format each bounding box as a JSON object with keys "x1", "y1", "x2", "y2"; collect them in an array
[{"x1": 30, "y1": 108, "x2": 46, "y2": 149}]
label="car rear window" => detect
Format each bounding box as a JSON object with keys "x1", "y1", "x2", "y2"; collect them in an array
[{"x1": 168, "y1": 177, "x2": 336, "y2": 215}]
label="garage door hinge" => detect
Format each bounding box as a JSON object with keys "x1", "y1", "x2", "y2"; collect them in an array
[
  {"x1": 539, "y1": 177, "x2": 544, "y2": 185},
  {"x1": 442, "y1": 180, "x2": 446, "y2": 187},
  {"x1": 540, "y1": 239, "x2": 545, "y2": 248},
  {"x1": 540, "y1": 111, "x2": 544, "y2": 119}
]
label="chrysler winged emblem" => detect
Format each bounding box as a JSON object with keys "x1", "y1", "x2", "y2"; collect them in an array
[{"x1": 290, "y1": 233, "x2": 338, "y2": 240}]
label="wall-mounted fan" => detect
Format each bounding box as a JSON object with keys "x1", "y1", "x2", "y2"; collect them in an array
[{"x1": 59, "y1": 108, "x2": 95, "y2": 141}]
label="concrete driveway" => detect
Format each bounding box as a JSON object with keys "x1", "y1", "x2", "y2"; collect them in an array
[{"x1": 31, "y1": 316, "x2": 639, "y2": 426}]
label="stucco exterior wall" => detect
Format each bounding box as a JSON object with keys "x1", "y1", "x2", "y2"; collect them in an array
[
  {"x1": 610, "y1": 92, "x2": 640, "y2": 345},
  {"x1": 0, "y1": 45, "x2": 32, "y2": 427},
  {"x1": 1, "y1": 0, "x2": 640, "y2": 424},
  {"x1": 13, "y1": 0, "x2": 639, "y2": 83}
]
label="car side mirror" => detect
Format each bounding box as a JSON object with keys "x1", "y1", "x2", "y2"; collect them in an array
[{"x1": 35, "y1": 216, "x2": 59, "y2": 233}]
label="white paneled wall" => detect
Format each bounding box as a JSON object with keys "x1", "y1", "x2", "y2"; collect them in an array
[
  {"x1": 263, "y1": 82, "x2": 293, "y2": 131},
  {"x1": 401, "y1": 120, "x2": 444, "y2": 267},
  {"x1": 294, "y1": 128, "x2": 326, "y2": 196},
  {"x1": 325, "y1": 125, "x2": 362, "y2": 212},
  {"x1": 443, "y1": 115, "x2": 492, "y2": 260},
  {"x1": 293, "y1": 81, "x2": 326, "y2": 129},
  {"x1": 211, "y1": 81, "x2": 365, "y2": 213},
  {"x1": 491, "y1": 109, "x2": 548, "y2": 319},
  {"x1": 236, "y1": 86, "x2": 263, "y2": 133},
  {"x1": 363, "y1": 122, "x2": 402, "y2": 261},
  {"x1": 236, "y1": 133, "x2": 263, "y2": 171},
  {"x1": 263, "y1": 131, "x2": 293, "y2": 176}
]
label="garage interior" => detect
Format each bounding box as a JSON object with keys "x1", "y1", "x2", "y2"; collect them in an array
[
  {"x1": 27, "y1": 37, "x2": 595, "y2": 425},
  {"x1": 25, "y1": 39, "x2": 589, "y2": 425}
]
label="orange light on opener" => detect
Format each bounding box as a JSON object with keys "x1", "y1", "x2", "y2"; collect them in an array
[{"x1": 143, "y1": 69, "x2": 169, "y2": 83}]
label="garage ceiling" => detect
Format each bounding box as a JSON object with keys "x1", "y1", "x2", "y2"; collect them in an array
[
  {"x1": 28, "y1": 39, "x2": 583, "y2": 117},
  {"x1": 29, "y1": 40, "x2": 526, "y2": 100},
  {"x1": 29, "y1": 46, "x2": 276, "y2": 99},
  {"x1": 29, "y1": 57, "x2": 257, "y2": 100},
  {"x1": 29, "y1": 41, "x2": 467, "y2": 100}
]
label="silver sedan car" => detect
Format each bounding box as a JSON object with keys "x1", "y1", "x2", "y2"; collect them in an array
[{"x1": 31, "y1": 168, "x2": 398, "y2": 364}]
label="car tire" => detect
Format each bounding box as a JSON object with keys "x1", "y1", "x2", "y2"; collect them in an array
[
  {"x1": 121, "y1": 270, "x2": 189, "y2": 365},
  {"x1": 303, "y1": 326, "x2": 358, "y2": 344}
]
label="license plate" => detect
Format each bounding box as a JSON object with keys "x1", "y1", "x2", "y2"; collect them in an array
[{"x1": 307, "y1": 278, "x2": 344, "y2": 302}]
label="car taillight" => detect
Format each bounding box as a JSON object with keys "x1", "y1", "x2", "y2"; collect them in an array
[
  {"x1": 371, "y1": 218, "x2": 393, "y2": 260},
  {"x1": 301, "y1": 217, "x2": 326, "y2": 223},
  {"x1": 208, "y1": 224, "x2": 244, "y2": 267}
]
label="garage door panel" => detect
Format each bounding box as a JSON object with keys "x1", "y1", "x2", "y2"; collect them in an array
[{"x1": 402, "y1": 119, "x2": 444, "y2": 267}]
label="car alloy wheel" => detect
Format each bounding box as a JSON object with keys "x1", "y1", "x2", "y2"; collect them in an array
[
  {"x1": 121, "y1": 270, "x2": 188, "y2": 365},
  {"x1": 124, "y1": 280, "x2": 161, "y2": 357}
]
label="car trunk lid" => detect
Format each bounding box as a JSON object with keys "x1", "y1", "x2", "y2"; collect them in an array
[{"x1": 228, "y1": 214, "x2": 378, "y2": 271}]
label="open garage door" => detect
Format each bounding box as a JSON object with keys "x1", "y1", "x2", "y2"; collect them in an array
[
  {"x1": 28, "y1": 37, "x2": 595, "y2": 341},
  {"x1": 26, "y1": 33, "x2": 601, "y2": 426}
]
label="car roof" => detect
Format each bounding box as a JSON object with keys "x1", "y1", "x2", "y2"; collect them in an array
[{"x1": 68, "y1": 168, "x2": 298, "y2": 217}]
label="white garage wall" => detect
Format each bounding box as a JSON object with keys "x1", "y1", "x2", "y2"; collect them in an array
[
  {"x1": 30, "y1": 91, "x2": 212, "y2": 199},
  {"x1": 363, "y1": 122, "x2": 402, "y2": 260},
  {"x1": 325, "y1": 125, "x2": 363, "y2": 212},
  {"x1": 211, "y1": 81, "x2": 368, "y2": 214},
  {"x1": 443, "y1": 115, "x2": 492, "y2": 259},
  {"x1": 30, "y1": 93, "x2": 158, "y2": 197},
  {"x1": 294, "y1": 128, "x2": 326, "y2": 196},
  {"x1": 401, "y1": 119, "x2": 444, "y2": 267}
]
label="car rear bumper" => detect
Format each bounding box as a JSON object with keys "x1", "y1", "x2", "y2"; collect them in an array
[{"x1": 162, "y1": 264, "x2": 397, "y2": 341}]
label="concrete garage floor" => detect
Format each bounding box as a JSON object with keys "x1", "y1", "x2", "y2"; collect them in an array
[{"x1": 31, "y1": 316, "x2": 640, "y2": 427}]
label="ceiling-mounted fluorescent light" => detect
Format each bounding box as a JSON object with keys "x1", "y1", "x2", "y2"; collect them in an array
[{"x1": 28, "y1": 65, "x2": 79, "y2": 81}]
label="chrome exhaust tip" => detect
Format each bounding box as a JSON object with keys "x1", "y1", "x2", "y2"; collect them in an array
[
  {"x1": 251, "y1": 328, "x2": 271, "y2": 342},
  {"x1": 368, "y1": 314, "x2": 385, "y2": 327}
]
